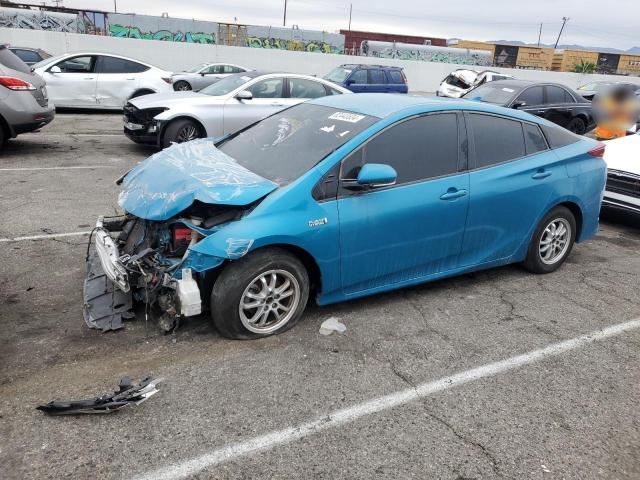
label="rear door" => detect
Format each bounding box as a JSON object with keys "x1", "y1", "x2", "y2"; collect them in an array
[
  {"x1": 368, "y1": 68, "x2": 388, "y2": 93},
  {"x1": 543, "y1": 85, "x2": 577, "y2": 129},
  {"x1": 95, "y1": 56, "x2": 149, "y2": 107},
  {"x1": 460, "y1": 112, "x2": 565, "y2": 266},
  {"x1": 387, "y1": 69, "x2": 408, "y2": 93},
  {"x1": 222, "y1": 76, "x2": 287, "y2": 134},
  {"x1": 43, "y1": 55, "x2": 97, "y2": 107},
  {"x1": 337, "y1": 112, "x2": 470, "y2": 294}
]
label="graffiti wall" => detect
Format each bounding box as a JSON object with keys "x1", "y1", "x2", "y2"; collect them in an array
[
  {"x1": 361, "y1": 41, "x2": 493, "y2": 66},
  {"x1": 108, "y1": 14, "x2": 216, "y2": 44},
  {"x1": 0, "y1": 7, "x2": 78, "y2": 32},
  {"x1": 246, "y1": 26, "x2": 344, "y2": 54}
]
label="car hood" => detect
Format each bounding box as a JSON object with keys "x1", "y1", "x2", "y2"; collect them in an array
[
  {"x1": 118, "y1": 138, "x2": 279, "y2": 221},
  {"x1": 603, "y1": 133, "x2": 640, "y2": 175},
  {"x1": 129, "y1": 91, "x2": 212, "y2": 109}
]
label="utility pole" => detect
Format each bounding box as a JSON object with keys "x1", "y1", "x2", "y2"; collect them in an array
[
  {"x1": 537, "y1": 23, "x2": 542, "y2": 47},
  {"x1": 283, "y1": 0, "x2": 287, "y2": 26},
  {"x1": 348, "y1": 3, "x2": 352, "y2": 31},
  {"x1": 113, "y1": 0, "x2": 117, "y2": 13},
  {"x1": 554, "y1": 17, "x2": 569, "y2": 49}
]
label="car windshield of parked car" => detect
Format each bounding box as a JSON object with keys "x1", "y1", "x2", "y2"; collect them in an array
[
  {"x1": 0, "y1": 46, "x2": 31, "y2": 74},
  {"x1": 31, "y1": 53, "x2": 67, "y2": 70},
  {"x1": 578, "y1": 82, "x2": 611, "y2": 91},
  {"x1": 185, "y1": 64, "x2": 206, "y2": 73},
  {"x1": 200, "y1": 74, "x2": 256, "y2": 96},
  {"x1": 325, "y1": 67, "x2": 352, "y2": 83},
  {"x1": 464, "y1": 83, "x2": 517, "y2": 104},
  {"x1": 218, "y1": 103, "x2": 379, "y2": 185}
]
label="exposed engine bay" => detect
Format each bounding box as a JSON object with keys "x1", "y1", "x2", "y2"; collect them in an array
[{"x1": 83, "y1": 202, "x2": 245, "y2": 332}]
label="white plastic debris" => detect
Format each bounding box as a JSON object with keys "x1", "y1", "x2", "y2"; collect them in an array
[{"x1": 319, "y1": 317, "x2": 346, "y2": 336}]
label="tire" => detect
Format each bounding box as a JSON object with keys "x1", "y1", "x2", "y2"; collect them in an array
[
  {"x1": 523, "y1": 206, "x2": 576, "y2": 274},
  {"x1": 566, "y1": 117, "x2": 586, "y2": 135},
  {"x1": 161, "y1": 118, "x2": 203, "y2": 148},
  {"x1": 174, "y1": 81, "x2": 192, "y2": 91},
  {"x1": 210, "y1": 248, "x2": 310, "y2": 339}
]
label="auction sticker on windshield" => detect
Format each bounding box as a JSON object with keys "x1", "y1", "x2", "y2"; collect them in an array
[{"x1": 328, "y1": 112, "x2": 366, "y2": 123}]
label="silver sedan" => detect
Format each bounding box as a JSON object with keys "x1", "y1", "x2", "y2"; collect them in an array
[
  {"x1": 172, "y1": 63, "x2": 251, "y2": 91},
  {"x1": 123, "y1": 71, "x2": 352, "y2": 148}
]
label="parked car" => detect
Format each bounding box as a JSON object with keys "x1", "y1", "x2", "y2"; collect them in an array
[
  {"x1": 463, "y1": 79, "x2": 595, "y2": 134},
  {"x1": 88, "y1": 94, "x2": 606, "y2": 338},
  {"x1": 31, "y1": 52, "x2": 174, "y2": 109},
  {"x1": 577, "y1": 81, "x2": 640, "y2": 101},
  {"x1": 172, "y1": 63, "x2": 251, "y2": 91},
  {"x1": 437, "y1": 69, "x2": 514, "y2": 98},
  {"x1": 602, "y1": 129, "x2": 640, "y2": 215},
  {"x1": 7, "y1": 46, "x2": 51, "y2": 66},
  {"x1": 123, "y1": 71, "x2": 351, "y2": 148},
  {"x1": 0, "y1": 45, "x2": 54, "y2": 147},
  {"x1": 324, "y1": 64, "x2": 408, "y2": 93}
]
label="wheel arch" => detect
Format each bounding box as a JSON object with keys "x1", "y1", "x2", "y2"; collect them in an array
[
  {"x1": 159, "y1": 115, "x2": 207, "y2": 145},
  {"x1": 129, "y1": 88, "x2": 156, "y2": 100},
  {"x1": 555, "y1": 200, "x2": 584, "y2": 241}
]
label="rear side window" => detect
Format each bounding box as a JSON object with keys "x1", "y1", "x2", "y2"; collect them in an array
[
  {"x1": 541, "y1": 124, "x2": 580, "y2": 148},
  {"x1": 388, "y1": 70, "x2": 403, "y2": 83},
  {"x1": 468, "y1": 113, "x2": 525, "y2": 168},
  {"x1": 523, "y1": 123, "x2": 548, "y2": 155},
  {"x1": 341, "y1": 113, "x2": 459, "y2": 185},
  {"x1": 0, "y1": 46, "x2": 30, "y2": 73},
  {"x1": 288, "y1": 78, "x2": 327, "y2": 99},
  {"x1": 546, "y1": 86, "x2": 569, "y2": 104},
  {"x1": 12, "y1": 49, "x2": 41, "y2": 64},
  {"x1": 97, "y1": 56, "x2": 148, "y2": 73},
  {"x1": 350, "y1": 69, "x2": 367, "y2": 84},
  {"x1": 516, "y1": 86, "x2": 544, "y2": 106},
  {"x1": 369, "y1": 69, "x2": 386, "y2": 84}
]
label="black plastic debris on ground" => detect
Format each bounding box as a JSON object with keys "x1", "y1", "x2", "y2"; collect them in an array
[
  {"x1": 83, "y1": 250, "x2": 134, "y2": 332},
  {"x1": 36, "y1": 376, "x2": 161, "y2": 415}
]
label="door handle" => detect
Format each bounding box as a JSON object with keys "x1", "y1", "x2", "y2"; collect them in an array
[
  {"x1": 84, "y1": 77, "x2": 95, "y2": 80},
  {"x1": 440, "y1": 188, "x2": 468, "y2": 200},
  {"x1": 534, "y1": 110, "x2": 546, "y2": 114},
  {"x1": 270, "y1": 102, "x2": 285, "y2": 106},
  {"x1": 532, "y1": 170, "x2": 552, "y2": 179},
  {"x1": 126, "y1": 78, "x2": 135, "y2": 81}
]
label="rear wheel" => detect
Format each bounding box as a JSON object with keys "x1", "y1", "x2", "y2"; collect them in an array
[
  {"x1": 566, "y1": 117, "x2": 586, "y2": 135},
  {"x1": 523, "y1": 206, "x2": 576, "y2": 274},
  {"x1": 210, "y1": 248, "x2": 309, "y2": 339},
  {"x1": 161, "y1": 118, "x2": 203, "y2": 148},
  {"x1": 174, "y1": 81, "x2": 192, "y2": 91}
]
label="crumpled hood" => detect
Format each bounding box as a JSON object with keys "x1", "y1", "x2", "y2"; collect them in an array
[
  {"x1": 129, "y1": 91, "x2": 209, "y2": 109},
  {"x1": 451, "y1": 69, "x2": 479, "y2": 88},
  {"x1": 118, "y1": 138, "x2": 278, "y2": 221}
]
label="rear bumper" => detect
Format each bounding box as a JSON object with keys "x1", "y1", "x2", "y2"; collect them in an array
[
  {"x1": 13, "y1": 111, "x2": 55, "y2": 134},
  {"x1": 603, "y1": 190, "x2": 640, "y2": 214}
]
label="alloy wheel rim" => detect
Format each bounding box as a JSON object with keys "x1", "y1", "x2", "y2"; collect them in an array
[
  {"x1": 539, "y1": 218, "x2": 571, "y2": 265},
  {"x1": 176, "y1": 83, "x2": 191, "y2": 91},
  {"x1": 239, "y1": 269, "x2": 300, "y2": 334},
  {"x1": 177, "y1": 124, "x2": 198, "y2": 142}
]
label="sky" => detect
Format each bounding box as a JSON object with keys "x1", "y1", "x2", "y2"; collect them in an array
[{"x1": 58, "y1": 0, "x2": 640, "y2": 50}]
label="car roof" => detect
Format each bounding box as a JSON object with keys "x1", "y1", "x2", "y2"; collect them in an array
[
  {"x1": 309, "y1": 93, "x2": 541, "y2": 121},
  {"x1": 340, "y1": 64, "x2": 403, "y2": 70}
]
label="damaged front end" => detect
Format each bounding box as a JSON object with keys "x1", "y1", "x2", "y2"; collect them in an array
[{"x1": 84, "y1": 138, "x2": 276, "y2": 332}]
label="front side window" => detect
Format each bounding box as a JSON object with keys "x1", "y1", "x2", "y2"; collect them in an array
[
  {"x1": 369, "y1": 69, "x2": 386, "y2": 84},
  {"x1": 289, "y1": 78, "x2": 328, "y2": 99},
  {"x1": 97, "y1": 56, "x2": 148, "y2": 73},
  {"x1": 248, "y1": 78, "x2": 284, "y2": 98},
  {"x1": 341, "y1": 113, "x2": 460, "y2": 186},
  {"x1": 468, "y1": 113, "x2": 525, "y2": 168},
  {"x1": 55, "y1": 56, "x2": 94, "y2": 73},
  {"x1": 350, "y1": 69, "x2": 368, "y2": 84},
  {"x1": 515, "y1": 86, "x2": 544, "y2": 106},
  {"x1": 324, "y1": 67, "x2": 352, "y2": 83},
  {"x1": 218, "y1": 104, "x2": 379, "y2": 186}
]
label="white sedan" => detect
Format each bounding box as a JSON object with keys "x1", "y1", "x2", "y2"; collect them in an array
[
  {"x1": 602, "y1": 129, "x2": 640, "y2": 215},
  {"x1": 32, "y1": 52, "x2": 174, "y2": 109},
  {"x1": 123, "y1": 71, "x2": 351, "y2": 148}
]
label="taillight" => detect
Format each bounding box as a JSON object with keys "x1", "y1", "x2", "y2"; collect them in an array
[
  {"x1": 173, "y1": 226, "x2": 192, "y2": 243},
  {"x1": 588, "y1": 142, "x2": 606, "y2": 158},
  {"x1": 162, "y1": 77, "x2": 173, "y2": 84},
  {"x1": 0, "y1": 76, "x2": 36, "y2": 91},
  {"x1": 401, "y1": 70, "x2": 407, "y2": 83}
]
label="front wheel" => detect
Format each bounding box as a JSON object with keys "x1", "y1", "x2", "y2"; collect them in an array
[
  {"x1": 566, "y1": 117, "x2": 586, "y2": 135},
  {"x1": 174, "y1": 81, "x2": 192, "y2": 91},
  {"x1": 523, "y1": 206, "x2": 576, "y2": 274},
  {"x1": 161, "y1": 118, "x2": 203, "y2": 148},
  {"x1": 210, "y1": 248, "x2": 309, "y2": 339}
]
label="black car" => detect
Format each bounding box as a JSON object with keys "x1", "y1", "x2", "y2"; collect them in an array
[
  {"x1": 8, "y1": 47, "x2": 51, "y2": 67},
  {"x1": 463, "y1": 79, "x2": 594, "y2": 135}
]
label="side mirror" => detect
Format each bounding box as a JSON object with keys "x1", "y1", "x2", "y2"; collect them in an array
[
  {"x1": 235, "y1": 90, "x2": 253, "y2": 101},
  {"x1": 512, "y1": 101, "x2": 527, "y2": 109},
  {"x1": 346, "y1": 78, "x2": 355, "y2": 86},
  {"x1": 356, "y1": 163, "x2": 397, "y2": 188},
  {"x1": 49, "y1": 65, "x2": 61, "y2": 74}
]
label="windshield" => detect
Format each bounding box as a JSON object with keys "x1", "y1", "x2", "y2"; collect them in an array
[
  {"x1": 186, "y1": 64, "x2": 207, "y2": 73},
  {"x1": 324, "y1": 67, "x2": 352, "y2": 83},
  {"x1": 463, "y1": 83, "x2": 517, "y2": 105},
  {"x1": 200, "y1": 73, "x2": 254, "y2": 96},
  {"x1": 579, "y1": 82, "x2": 610, "y2": 91},
  {"x1": 32, "y1": 52, "x2": 66, "y2": 70},
  {"x1": 219, "y1": 103, "x2": 379, "y2": 185}
]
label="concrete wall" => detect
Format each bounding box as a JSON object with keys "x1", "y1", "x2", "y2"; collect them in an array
[{"x1": 3, "y1": 28, "x2": 640, "y2": 92}]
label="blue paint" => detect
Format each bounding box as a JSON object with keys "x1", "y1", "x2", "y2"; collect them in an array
[{"x1": 120, "y1": 94, "x2": 606, "y2": 308}]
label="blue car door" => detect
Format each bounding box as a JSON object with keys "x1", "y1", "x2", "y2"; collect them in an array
[
  {"x1": 347, "y1": 69, "x2": 369, "y2": 93},
  {"x1": 337, "y1": 112, "x2": 470, "y2": 295},
  {"x1": 459, "y1": 112, "x2": 568, "y2": 266},
  {"x1": 368, "y1": 68, "x2": 388, "y2": 93}
]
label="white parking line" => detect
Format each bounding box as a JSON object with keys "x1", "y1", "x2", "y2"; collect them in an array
[
  {"x1": 134, "y1": 317, "x2": 640, "y2": 480},
  {"x1": 24, "y1": 133, "x2": 122, "y2": 137},
  {"x1": 0, "y1": 165, "x2": 116, "y2": 172},
  {"x1": 0, "y1": 231, "x2": 91, "y2": 243}
]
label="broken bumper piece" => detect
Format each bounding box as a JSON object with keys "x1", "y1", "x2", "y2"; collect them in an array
[{"x1": 37, "y1": 376, "x2": 161, "y2": 415}]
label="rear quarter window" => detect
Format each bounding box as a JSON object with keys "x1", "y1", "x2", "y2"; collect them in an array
[
  {"x1": 468, "y1": 113, "x2": 526, "y2": 168},
  {"x1": 540, "y1": 124, "x2": 581, "y2": 148},
  {"x1": 388, "y1": 70, "x2": 403, "y2": 83}
]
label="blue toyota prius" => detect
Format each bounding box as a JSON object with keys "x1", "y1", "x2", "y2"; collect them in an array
[{"x1": 86, "y1": 94, "x2": 606, "y2": 339}]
